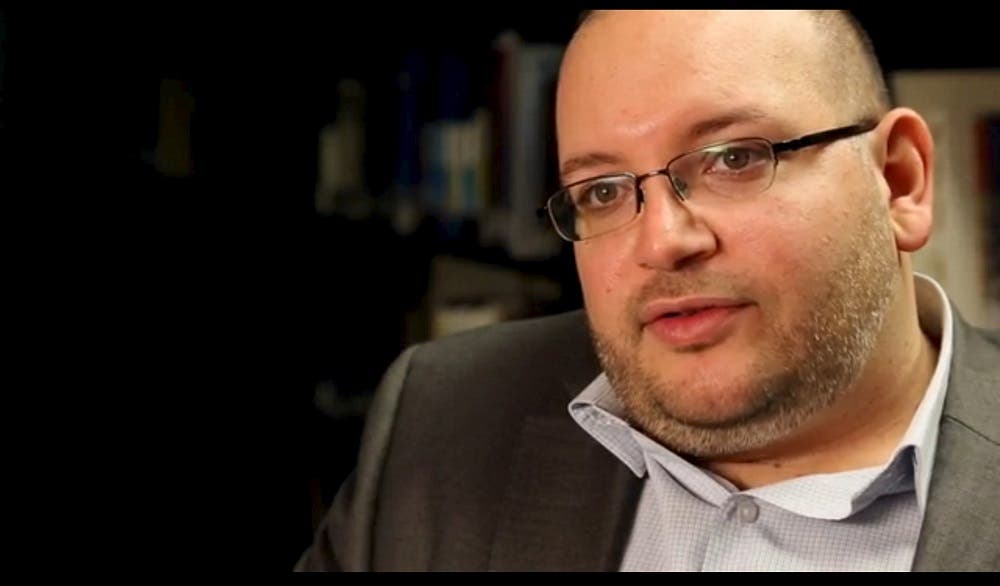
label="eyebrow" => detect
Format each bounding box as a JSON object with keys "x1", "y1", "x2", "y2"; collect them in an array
[
  {"x1": 685, "y1": 107, "x2": 770, "y2": 142},
  {"x1": 559, "y1": 107, "x2": 772, "y2": 183},
  {"x1": 559, "y1": 152, "x2": 625, "y2": 182}
]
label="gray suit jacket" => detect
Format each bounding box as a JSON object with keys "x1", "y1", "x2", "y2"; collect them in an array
[{"x1": 297, "y1": 310, "x2": 1000, "y2": 571}]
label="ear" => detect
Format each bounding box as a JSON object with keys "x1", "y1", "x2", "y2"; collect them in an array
[{"x1": 869, "y1": 108, "x2": 934, "y2": 252}]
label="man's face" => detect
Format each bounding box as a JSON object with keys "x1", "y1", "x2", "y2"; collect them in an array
[{"x1": 557, "y1": 11, "x2": 900, "y2": 456}]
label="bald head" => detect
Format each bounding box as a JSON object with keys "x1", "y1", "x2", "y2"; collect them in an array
[{"x1": 571, "y1": 10, "x2": 890, "y2": 123}]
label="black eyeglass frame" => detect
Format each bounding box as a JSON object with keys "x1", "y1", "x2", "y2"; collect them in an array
[{"x1": 540, "y1": 119, "x2": 880, "y2": 242}]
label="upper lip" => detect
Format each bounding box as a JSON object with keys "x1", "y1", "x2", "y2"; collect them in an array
[{"x1": 639, "y1": 297, "x2": 748, "y2": 325}]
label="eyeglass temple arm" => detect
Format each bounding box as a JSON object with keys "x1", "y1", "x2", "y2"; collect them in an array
[{"x1": 772, "y1": 120, "x2": 878, "y2": 154}]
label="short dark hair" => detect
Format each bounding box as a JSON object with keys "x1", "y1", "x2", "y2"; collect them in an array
[{"x1": 810, "y1": 10, "x2": 892, "y2": 116}]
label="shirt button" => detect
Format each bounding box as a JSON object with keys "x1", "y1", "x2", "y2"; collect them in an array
[{"x1": 735, "y1": 497, "x2": 759, "y2": 524}]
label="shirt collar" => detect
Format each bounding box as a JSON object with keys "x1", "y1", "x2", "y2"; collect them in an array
[{"x1": 897, "y1": 272, "x2": 953, "y2": 511}]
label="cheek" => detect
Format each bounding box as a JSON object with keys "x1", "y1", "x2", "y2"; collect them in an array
[
  {"x1": 733, "y1": 219, "x2": 819, "y2": 275},
  {"x1": 730, "y1": 199, "x2": 844, "y2": 304},
  {"x1": 575, "y1": 241, "x2": 633, "y2": 323}
]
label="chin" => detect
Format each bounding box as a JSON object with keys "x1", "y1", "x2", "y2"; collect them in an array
[{"x1": 652, "y1": 377, "x2": 769, "y2": 427}]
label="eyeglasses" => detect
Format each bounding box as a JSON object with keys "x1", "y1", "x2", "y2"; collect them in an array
[{"x1": 542, "y1": 120, "x2": 878, "y2": 242}]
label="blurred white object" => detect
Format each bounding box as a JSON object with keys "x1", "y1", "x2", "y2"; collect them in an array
[{"x1": 316, "y1": 79, "x2": 368, "y2": 218}]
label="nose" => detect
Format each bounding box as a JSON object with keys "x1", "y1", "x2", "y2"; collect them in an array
[{"x1": 633, "y1": 174, "x2": 718, "y2": 271}]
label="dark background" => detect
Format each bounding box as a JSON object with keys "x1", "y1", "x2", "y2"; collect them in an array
[{"x1": 6, "y1": 6, "x2": 997, "y2": 571}]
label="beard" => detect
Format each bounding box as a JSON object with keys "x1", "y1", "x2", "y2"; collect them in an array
[{"x1": 590, "y1": 193, "x2": 900, "y2": 458}]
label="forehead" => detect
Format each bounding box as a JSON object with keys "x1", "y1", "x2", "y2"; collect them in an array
[{"x1": 556, "y1": 11, "x2": 835, "y2": 154}]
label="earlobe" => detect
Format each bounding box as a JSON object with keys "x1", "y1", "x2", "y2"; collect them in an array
[{"x1": 873, "y1": 109, "x2": 934, "y2": 253}]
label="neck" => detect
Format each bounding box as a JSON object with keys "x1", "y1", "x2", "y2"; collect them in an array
[{"x1": 702, "y1": 276, "x2": 940, "y2": 490}]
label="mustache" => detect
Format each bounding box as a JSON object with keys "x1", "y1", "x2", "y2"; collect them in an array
[{"x1": 628, "y1": 273, "x2": 752, "y2": 314}]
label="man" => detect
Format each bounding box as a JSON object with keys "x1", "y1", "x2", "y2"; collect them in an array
[{"x1": 297, "y1": 10, "x2": 999, "y2": 571}]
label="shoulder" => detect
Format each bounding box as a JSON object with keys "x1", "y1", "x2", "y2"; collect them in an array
[
  {"x1": 401, "y1": 309, "x2": 600, "y2": 414},
  {"x1": 412, "y1": 310, "x2": 593, "y2": 370},
  {"x1": 945, "y1": 315, "x2": 1000, "y2": 443}
]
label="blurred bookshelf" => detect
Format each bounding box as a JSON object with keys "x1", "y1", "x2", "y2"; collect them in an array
[
  {"x1": 300, "y1": 31, "x2": 584, "y2": 548},
  {"x1": 275, "y1": 10, "x2": 586, "y2": 568}
]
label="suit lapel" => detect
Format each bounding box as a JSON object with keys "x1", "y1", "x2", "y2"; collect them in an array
[
  {"x1": 488, "y1": 414, "x2": 643, "y2": 571},
  {"x1": 913, "y1": 316, "x2": 1000, "y2": 571}
]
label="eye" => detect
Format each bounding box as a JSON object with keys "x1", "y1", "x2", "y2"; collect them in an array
[
  {"x1": 705, "y1": 143, "x2": 772, "y2": 174},
  {"x1": 721, "y1": 148, "x2": 751, "y2": 169},
  {"x1": 571, "y1": 177, "x2": 634, "y2": 210},
  {"x1": 587, "y1": 183, "x2": 621, "y2": 204}
]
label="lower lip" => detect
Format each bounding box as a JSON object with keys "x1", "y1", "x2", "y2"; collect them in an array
[{"x1": 646, "y1": 305, "x2": 747, "y2": 348}]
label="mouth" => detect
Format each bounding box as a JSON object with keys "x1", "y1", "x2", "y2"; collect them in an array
[
  {"x1": 640, "y1": 298, "x2": 748, "y2": 325},
  {"x1": 641, "y1": 299, "x2": 751, "y2": 348},
  {"x1": 661, "y1": 309, "x2": 703, "y2": 318}
]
